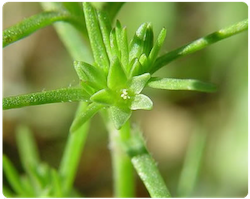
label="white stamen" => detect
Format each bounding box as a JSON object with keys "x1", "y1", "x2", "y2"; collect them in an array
[{"x1": 121, "y1": 89, "x2": 130, "y2": 100}]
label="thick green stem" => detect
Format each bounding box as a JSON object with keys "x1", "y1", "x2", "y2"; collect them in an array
[
  {"x1": 59, "y1": 102, "x2": 90, "y2": 195},
  {"x1": 152, "y1": 19, "x2": 248, "y2": 73},
  {"x1": 132, "y1": 154, "x2": 171, "y2": 198},
  {"x1": 102, "y1": 111, "x2": 135, "y2": 197},
  {"x1": 110, "y1": 122, "x2": 135, "y2": 197},
  {"x1": 124, "y1": 128, "x2": 171, "y2": 198},
  {"x1": 3, "y1": 11, "x2": 84, "y2": 47},
  {"x1": 3, "y1": 87, "x2": 88, "y2": 110}
]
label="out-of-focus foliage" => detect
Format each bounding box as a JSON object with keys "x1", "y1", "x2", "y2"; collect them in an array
[{"x1": 3, "y1": 2, "x2": 247, "y2": 197}]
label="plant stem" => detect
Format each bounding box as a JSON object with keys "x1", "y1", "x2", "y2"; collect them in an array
[
  {"x1": 124, "y1": 127, "x2": 171, "y2": 198},
  {"x1": 3, "y1": 11, "x2": 85, "y2": 47},
  {"x1": 3, "y1": 87, "x2": 88, "y2": 110},
  {"x1": 132, "y1": 154, "x2": 171, "y2": 198},
  {"x1": 59, "y1": 102, "x2": 90, "y2": 196},
  {"x1": 102, "y1": 111, "x2": 135, "y2": 197},
  {"x1": 152, "y1": 19, "x2": 248, "y2": 73}
]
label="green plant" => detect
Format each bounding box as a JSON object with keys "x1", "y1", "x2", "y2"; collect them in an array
[{"x1": 3, "y1": 2, "x2": 248, "y2": 198}]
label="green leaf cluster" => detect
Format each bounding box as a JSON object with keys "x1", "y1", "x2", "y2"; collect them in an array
[
  {"x1": 71, "y1": 2, "x2": 167, "y2": 130},
  {"x1": 70, "y1": 2, "x2": 217, "y2": 131}
]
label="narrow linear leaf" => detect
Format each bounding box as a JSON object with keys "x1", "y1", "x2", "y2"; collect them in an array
[
  {"x1": 3, "y1": 87, "x2": 89, "y2": 110},
  {"x1": 97, "y1": 10, "x2": 112, "y2": 60},
  {"x1": 130, "y1": 94, "x2": 153, "y2": 110},
  {"x1": 115, "y1": 20, "x2": 123, "y2": 51},
  {"x1": 108, "y1": 57, "x2": 127, "y2": 90},
  {"x1": 139, "y1": 53, "x2": 149, "y2": 74},
  {"x1": 129, "y1": 58, "x2": 142, "y2": 78},
  {"x1": 110, "y1": 28, "x2": 120, "y2": 59},
  {"x1": 129, "y1": 73, "x2": 151, "y2": 94},
  {"x1": 109, "y1": 106, "x2": 131, "y2": 130},
  {"x1": 3, "y1": 155, "x2": 26, "y2": 195},
  {"x1": 16, "y1": 125, "x2": 40, "y2": 171},
  {"x1": 120, "y1": 27, "x2": 129, "y2": 73},
  {"x1": 70, "y1": 103, "x2": 103, "y2": 133},
  {"x1": 129, "y1": 23, "x2": 148, "y2": 61},
  {"x1": 152, "y1": 19, "x2": 248, "y2": 73},
  {"x1": 147, "y1": 28, "x2": 167, "y2": 72},
  {"x1": 148, "y1": 77, "x2": 217, "y2": 93},
  {"x1": 20, "y1": 176, "x2": 34, "y2": 196},
  {"x1": 143, "y1": 23, "x2": 154, "y2": 57},
  {"x1": 91, "y1": 89, "x2": 115, "y2": 106},
  {"x1": 25, "y1": 165, "x2": 44, "y2": 193},
  {"x1": 83, "y1": 2, "x2": 109, "y2": 72},
  {"x1": 50, "y1": 169, "x2": 62, "y2": 197},
  {"x1": 3, "y1": 11, "x2": 84, "y2": 48},
  {"x1": 177, "y1": 130, "x2": 207, "y2": 197}
]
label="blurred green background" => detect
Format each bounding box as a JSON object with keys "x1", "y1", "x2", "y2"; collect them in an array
[{"x1": 3, "y1": 2, "x2": 248, "y2": 197}]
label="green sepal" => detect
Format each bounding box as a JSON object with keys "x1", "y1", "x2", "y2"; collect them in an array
[
  {"x1": 129, "y1": 73, "x2": 151, "y2": 94},
  {"x1": 129, "y1": 23, "x2": 148, "y2": 61},
  {"x1": 130, "y1": 94, "x2": 153, "y2": 110},
  {"x1": 147, "y1": 77, "x2": 217, "y2": 93},
  {"x1": 74, "y1": 61, "x2": 106, "y2": 90},
  {"x1": 70, "y1": 103, "x2": 104, "y2": 133},
  {"x1": 107, "y1": 56, "x2": 127, "y2": 90},
  {"x1": 90, "y1": 89, "x2": 115, "y2": 106},
  {"x1": 109, "y1": 106, "x2": 132, "y2": 129}
]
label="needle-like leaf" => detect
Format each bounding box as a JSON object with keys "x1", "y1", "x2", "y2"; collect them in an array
[
  {"x1": 83, "y1": 2, "x2": 109, "y2": 72},
  {"x1": 3, "y1": 155, "x2": 27, "y2": 196},
  {"x1": 148, "y1": 77, "x2": 217, "y2": 92}
]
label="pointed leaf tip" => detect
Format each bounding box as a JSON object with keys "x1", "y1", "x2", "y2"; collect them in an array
[{"x1": 107, "y1": 57, "x2": 127, "y2": 90}]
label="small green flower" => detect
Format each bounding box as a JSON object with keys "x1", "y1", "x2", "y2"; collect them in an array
[
  {"x1": 70, "y1": 2, "x2": 216, "y2": 132},
  {"x1": 70, "y1": 3, "x2": 166, "y2": 130}
]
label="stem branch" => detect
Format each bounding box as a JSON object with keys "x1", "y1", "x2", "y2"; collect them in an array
[
  {"x1": 152, "y1": 19, "x2": 248, "y2": 73},
  {"x1": 3, "y1": 87, "x2": 88, "y2": 110}
]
